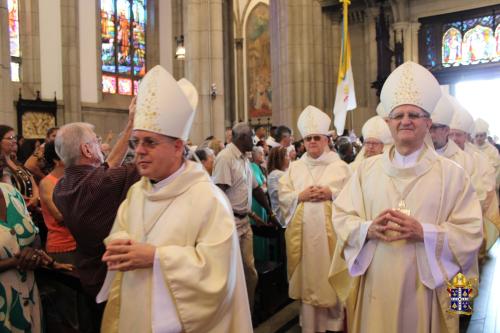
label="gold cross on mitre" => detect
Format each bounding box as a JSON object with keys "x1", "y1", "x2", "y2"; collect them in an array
[{"x1": 394, "y1": 200, "x2": 411, "y2": 216}]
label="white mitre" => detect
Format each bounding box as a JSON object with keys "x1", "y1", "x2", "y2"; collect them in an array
[
  {"x1": 380, "y1": 61, "x2": 441, "y2": 115},
  {"x1": 297, "y1": 105, "x2": 331, "y2": 138},
  {"x1": 449, "y1": 99, "x2": 474, "y2": 134},
  {"x1": 134, "y1": 65, "x2": 198, "y2": 140},
  {"x1": 362, "y1": 116, "x2": 393, "y2": 144},
  {"x1": 474, "y1": 118, "x2": 489, "y2": 135},
  {"x1": 375, "y1": 103, "x2": 388, "y2": 118},
  {"x1": 431, "y1": 94, "x2": 454, "y2": 126}
]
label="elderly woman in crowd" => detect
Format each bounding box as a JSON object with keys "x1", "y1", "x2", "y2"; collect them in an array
[{"x1": 266, "y1": 146, "x2": 290, "y2": 227}]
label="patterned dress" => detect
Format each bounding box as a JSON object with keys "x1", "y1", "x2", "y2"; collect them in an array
[{"x1": 0, "y1": 183, "x2": 41, "y2": 333}]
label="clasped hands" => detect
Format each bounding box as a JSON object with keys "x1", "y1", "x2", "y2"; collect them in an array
[
  {"x1": 367, "y1": 209, "x2": 424, "y2": 242},
  {"x1": 14, "y1": 248, "x2": 73, "y2": 272},
  {"x1": 102, "y1": 239, "x2": 156, "y2": 272},
  {"x1": 298, "y1": 186, "x2": 332, "y2": 203}
]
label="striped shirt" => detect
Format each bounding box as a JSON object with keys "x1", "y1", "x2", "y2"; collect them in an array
[{"x1": 53, "y1": 163, "x2": 140, "y2": 298}]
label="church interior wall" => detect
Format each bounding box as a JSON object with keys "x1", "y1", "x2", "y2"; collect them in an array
[
  {"x1": 39, "y1": 0, "x2": 62, "y2": 101},
  {"x1": 79, "y1": 0, "x2": 99, "y2": 104}
]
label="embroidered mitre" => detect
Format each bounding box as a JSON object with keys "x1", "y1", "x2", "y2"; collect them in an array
[
  {"x1": 449, "y1": 97, "x2": 474, "y2": 134},
  {"x1": 362, "y1": 116, "x2": 393, "y2": 145},
  {"x1": 134, "y1": 65, "x2": 198, "y2": 140},
  {"x1": 474, "y1": 118, "x2": 489, "y2": 135},
  {"x1": 380, "y1": 61, "x2": 441, "y2": 115},
  {"x1": 297, "y1": 105, "x2": 331, "y2": 138},
  {"x1": 432, "y1": 93, "x2": 455, "y2": 126}
]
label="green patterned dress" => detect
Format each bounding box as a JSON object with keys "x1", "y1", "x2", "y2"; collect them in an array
[{"x1": 0, "y1": 183, "x2": 41, "y2": 333}]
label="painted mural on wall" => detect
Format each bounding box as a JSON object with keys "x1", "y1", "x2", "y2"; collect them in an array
[{"x1": 246, "y1": 3, "x2": 272, "y2": 118}]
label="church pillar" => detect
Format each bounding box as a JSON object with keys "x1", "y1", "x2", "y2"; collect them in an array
[
  {"x1": 19, "y1": 0, "x2": 40, "y2": 98},
  {"x1": 392, "y1": 21, "x2": 421, "y2": 63},
  {"x1": 185, "y1": 0, "x2": 225, "y2": 144},
  {"x1": 0, "y1": 0, "x2": 15, "y2": 126},
  {"x1": 270, "y1": 0, "x2": 326, "y2": 136},
  {"x1": 60, "y1": 0, "x2": 82, "y2": 123},
  {"x1": 234, "y1": 37, "x2": 244, "y2": 122},
  {"x1": 357, "y1": 6, "x2": 380, "y2": 128}
]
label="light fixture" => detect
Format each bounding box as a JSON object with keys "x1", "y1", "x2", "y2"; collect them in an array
[{"x1": 175, "y1": 35, "x2": 186, "y2": 60}]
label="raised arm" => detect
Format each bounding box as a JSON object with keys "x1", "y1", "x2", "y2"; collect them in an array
[{"x1": 106, "y1": 97, "x2": 136, "y2": 167}]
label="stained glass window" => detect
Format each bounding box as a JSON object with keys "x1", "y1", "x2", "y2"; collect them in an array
[
  {"x1": 102, "y1": 75, "x2": 117, "y2": 94},
  {"x1": 495, "y1": 24, "x2": 500, "y2": 62},
  {"x1": 438, "y1": 10, "x2": 499, "y2": 68},
  {"x1": 420, "y1": 5, "x2": 500, "y2": 72},
  {"x1": 461, "y1": 26, "x2": 496, "y2": 65},
  {"x1": 442, "y1": 28, "x2": 462, "y2": 67},
  {"x1": 7, "y1": 0, "x2": 21, "y2": 82},
  {"x1": 101, "y1": 0, "x2": 146, "y2": 95},
  {"x1": 118, "y1": 78, "x2": 132, "y2": 95}
]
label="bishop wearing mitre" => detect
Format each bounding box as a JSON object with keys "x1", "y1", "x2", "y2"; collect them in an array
[
  {"x1": 329, "y1": 61, "x2": 483, "y2": 333},
  {"x1": 97, "y1": 65, "x2": 252, "y2": 333}
]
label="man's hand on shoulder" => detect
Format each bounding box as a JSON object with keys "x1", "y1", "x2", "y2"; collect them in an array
[{"x1": 103, "y1": 239, "x2": 156, "y2": 271}]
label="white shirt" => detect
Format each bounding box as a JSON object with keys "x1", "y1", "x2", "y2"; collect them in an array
[{"x1": 393, "y1": 145, "x2": 424, "y2": 168}]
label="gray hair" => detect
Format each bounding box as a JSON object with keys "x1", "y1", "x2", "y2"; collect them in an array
[
  {"x1": 252, "y1": 146, "x2": 264, "y2": 158},
  {"x1": 232, "y1": 122, "x2": 252, "y2": 141},
  {"x1": 55, "y1": 122, "x2": 96, "y2": 167}
]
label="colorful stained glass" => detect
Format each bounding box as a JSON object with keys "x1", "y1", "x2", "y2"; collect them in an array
[
  {"x1": 101, "y1": 0, "x2": 116, "y2": 73},
  {"x1": 102, "y1": 0, "x2": 147, "y2": 95},
  {"x1": 425, "y1": 27, "x2": 437, "y2": 68},
  {"x1": 133, "y1": 80, "x2": 139, "y2": 95},
  {"x1": 102, "y1": 75, "x2": 117, "y2": 94},
  {"x1": 495, "y1": 24, "x2": 500, "y2": 62},
  {"x1": 117, "y1": 0, "x2": 132, "y2": 74},
  {"x1": 461, "y1": 25, "x2": 496, "y2": 65},
  {"x1": 8, "y1": 0, "x2": 20, "y2": 57},
  {"x1": 132, "y1": 0, "x2": 146, "y2": 76},
  {"x1": 118, "y1": 78, "x2": 132, "y2": 95},
  {"x1": 442, "y1": 28, "x2": 463, "y2": 67}
]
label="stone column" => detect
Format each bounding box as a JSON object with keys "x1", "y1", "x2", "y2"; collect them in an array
[
  {"x1": 172, "y1": 0, "x2": 185, "y2": 80},
  {"x1": 60, "y1": 0, "x2": 81, "y2": 123},
  {"x1": 0, "y1": 0, "x2": 15, "y2": 126},
  {"x1": 185, "y1": 0, "x2": 225, "y2": 144},
  {"x1": 234, "y1": 37, "x2": 244, "y2": 122},
  {"x1": 357, "y1": 6, "x2": 380, "y2": 129},
  {"x1": 19, "y1": 0, "x2": 40, "y2": 98},
  {"x1": 393, "y1": 21, "x2": 421, "y2": 63},
  {"x1": 270, "y1": 0, "x2": 326, "y2": 135}
]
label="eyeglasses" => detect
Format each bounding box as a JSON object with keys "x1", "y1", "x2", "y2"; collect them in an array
[
  {"x1": 129, "y1": 136, "x2": 174, "y2": 150},
  {"x1": 430, "y1": 124, "x2": 448, "y2": 130},
  {"x1": 388, "y1": 112, "x2": 430, "y2": 121},
  {"x1": 364, "y1": 140, "x2": 383, "y2": 146},
  {"x1": 2, "y1": 135, "x2": 17, "y2": 142},
  {"x1": 304, "y1": 135, "x2": 323, "y2": 142}
]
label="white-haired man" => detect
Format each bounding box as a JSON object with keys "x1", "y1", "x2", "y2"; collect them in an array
[
  {"x1": 329, "y1": 62, "x2": 482, "y2": 332},
  {"x1": 278, "y1": 105, "x2": 351, "y2": 333},
  {"x1": 98, "y1": 66, "x2": 252, "y2": 333},
  {"x1": 53, "y1": 99, "x2": 139, "y2": 330}
]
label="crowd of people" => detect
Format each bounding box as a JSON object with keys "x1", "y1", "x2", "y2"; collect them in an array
[{"x1": 0, "y1": 62, "x2": 499, "y2": 333}]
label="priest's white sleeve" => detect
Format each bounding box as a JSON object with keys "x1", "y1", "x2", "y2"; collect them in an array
[
  {"x1": 344, "y1": 221, "x2": 377, "y2": 276},
  {"x1": 278, "y1": 169, "x2": 299, "y2": 227},
  {"x1": 152, "y1": 250, "x2": 182, "y2": 333},
  {"x1": 416, "y1": 224, "x2": 460, "y2": 290}
]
